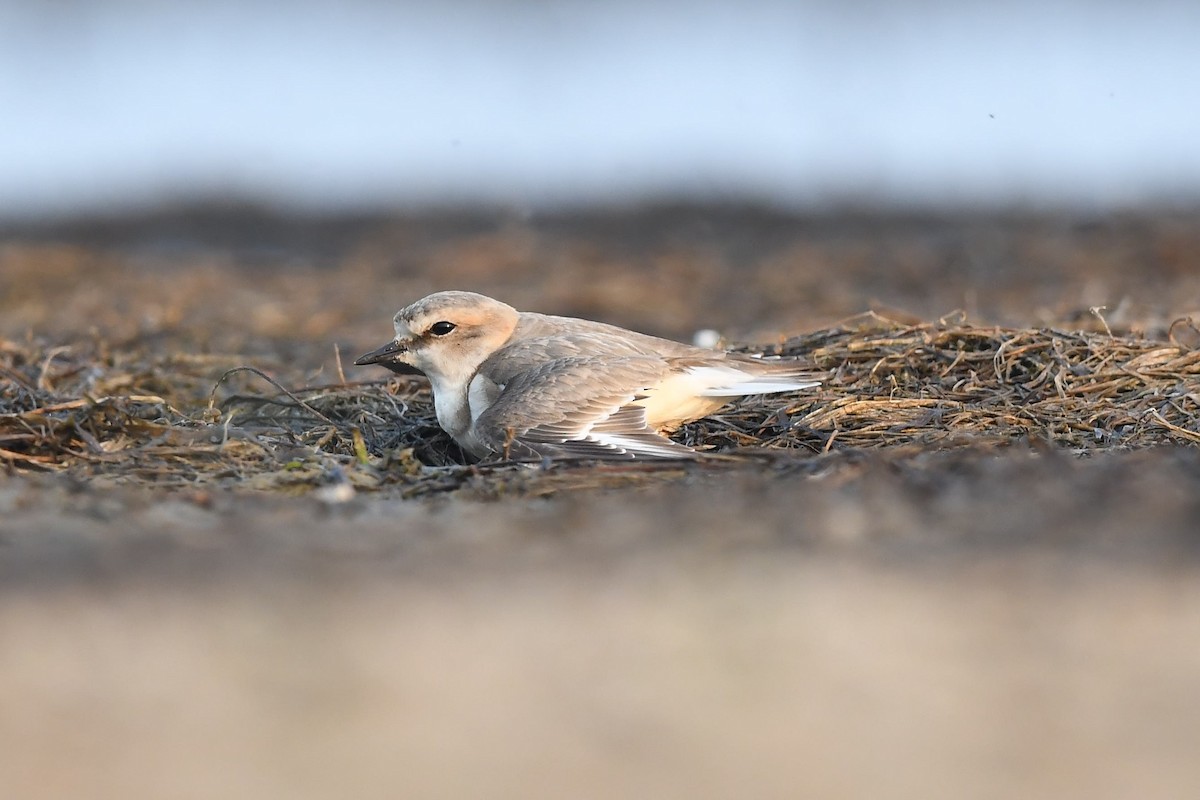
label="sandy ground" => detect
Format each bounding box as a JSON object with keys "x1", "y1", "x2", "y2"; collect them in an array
[{"x1": 2, "y1": 205, "x2": 1200, "y2": 798}]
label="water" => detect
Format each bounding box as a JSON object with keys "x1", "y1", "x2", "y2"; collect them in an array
[{"x1": 1, "y1": 0, "x2": 1198, "y2": 217}]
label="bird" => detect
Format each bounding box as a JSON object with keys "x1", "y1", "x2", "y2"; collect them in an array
[{"x1": 354, "y1": 291, "x2": 821, "y2": 461}]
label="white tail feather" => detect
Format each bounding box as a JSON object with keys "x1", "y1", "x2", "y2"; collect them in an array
[
  {"x1": 699, "y1": 379, "x2": 820, "y2": 397},
  {"x1": 686, "y1": 366, "x2": 820, "y2": 397}
]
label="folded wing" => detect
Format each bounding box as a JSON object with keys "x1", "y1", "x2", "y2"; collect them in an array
[{"x1": 474, "y1": 356, "x2": 699, "y2": 460}]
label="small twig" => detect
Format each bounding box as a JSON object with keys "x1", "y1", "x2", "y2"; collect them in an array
[
  {"x1": 334, "y1": 343, "x2": 347, "y2": 385},
  {"x1": 221, "y1": 411, "x2": 235, "y2": 446},
  {"x1": 1147, "y1": 409, "x2": 1200, "y2": 444},
  {"x1": 1090, "y1": 306, "x2": 1114, "y2": 339},
  {"x1": 1168, "y1": 317, "x2": 1200, "y2": 351},
  {"x1": 36, "y1": 346, "x2": 72, "y2": 392},
  {"x1": 207, "y1": 366, "x2": 340, "y2": 427}
]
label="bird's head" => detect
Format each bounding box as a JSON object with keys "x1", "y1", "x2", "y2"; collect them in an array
[{"x1": 354, "y1": 291, "x2": 520, "y2": 383}]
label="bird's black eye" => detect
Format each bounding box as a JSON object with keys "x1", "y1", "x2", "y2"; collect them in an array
[{"x1": 429, "y1": 321, "x2": 457, "y2": 336}]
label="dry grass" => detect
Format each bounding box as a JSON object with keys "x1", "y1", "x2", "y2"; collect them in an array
[
  {"x1": 768, "y1": 311, "x2": 1200, "y2": 450},
  {"x1": 4, "y1": 310, "x2": 1199, "y2": 498}
]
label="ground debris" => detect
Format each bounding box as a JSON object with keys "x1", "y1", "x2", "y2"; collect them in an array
[
  {"x1": 748, "y1": 311, "x2": 1200, "y2": 452},
  {"x1": 3, "y1": 309, "x2": 1198, "y2": 495}
]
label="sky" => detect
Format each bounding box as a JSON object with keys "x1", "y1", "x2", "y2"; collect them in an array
[{"x1": 1, "y1": 0, "x2": 1198, "y2": 218}]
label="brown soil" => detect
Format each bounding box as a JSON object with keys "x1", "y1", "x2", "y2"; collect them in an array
[{"x1": 2, "y1": 205, "x2": 1200, "y2": 799}]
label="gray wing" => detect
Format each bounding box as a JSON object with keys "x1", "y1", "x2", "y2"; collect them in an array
[
  {"x1": 480, "y1": 314, "x2": 702, "y2": 386},
  {"x1": 474, "y1": 355, "x2": 699, "y2": 461}
]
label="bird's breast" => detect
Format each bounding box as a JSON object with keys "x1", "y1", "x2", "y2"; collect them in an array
[{"x1": 467, "y1": 373, "x2": 504, "y2": 423}]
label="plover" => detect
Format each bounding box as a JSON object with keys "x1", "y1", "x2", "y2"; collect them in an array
[{"x1": 355, "y1": 291, "x2": 821, "y2": 461}]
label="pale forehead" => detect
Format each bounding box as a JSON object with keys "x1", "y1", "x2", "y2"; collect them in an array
[{"x1": 393, "y1": 291, "x2": 504, "y2": 328}]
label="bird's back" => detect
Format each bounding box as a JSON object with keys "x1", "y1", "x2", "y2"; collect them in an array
[{"x1": 480, "y1": 312, "x2": 698, "y2": 385}]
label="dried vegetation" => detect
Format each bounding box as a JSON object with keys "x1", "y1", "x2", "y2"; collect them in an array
[{"x1": 4, "y1": 307, "x2": 1199, "y2": 498}]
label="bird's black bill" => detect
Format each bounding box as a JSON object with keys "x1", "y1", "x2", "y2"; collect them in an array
[{"x1": 354, "y1": 340, "x2": 406, "y2": 366}]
